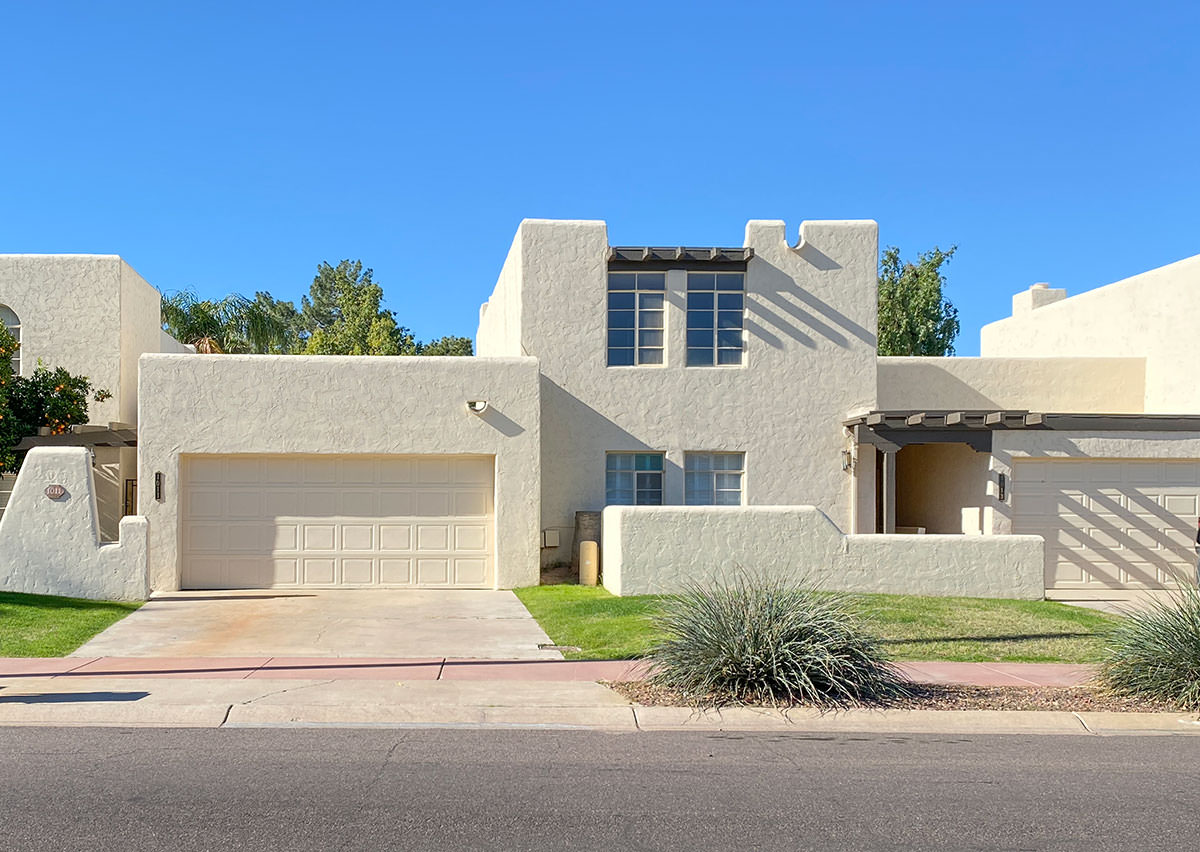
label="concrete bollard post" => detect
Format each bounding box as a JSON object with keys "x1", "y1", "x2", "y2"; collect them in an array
[{"x1": 579, "y1": 541, "x2": 599, "y2": 586}]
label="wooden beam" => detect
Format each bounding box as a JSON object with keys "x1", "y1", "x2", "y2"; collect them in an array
[{"x1": 905, "y1": 413, "x2": 926, "y2": 426}]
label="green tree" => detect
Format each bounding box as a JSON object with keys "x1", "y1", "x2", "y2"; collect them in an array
[
  {"x1": 417, "y1": 335, "x2": 473, "y2": 356},
  {"x1": 877, "y1": 245, "x2": 960, "y2": 356},
  {"x1": 0, "y1": 328, "x2": 110, "y2": 473},
  {"x1": 301, "y1": 260, "x2": 415, "y2": 355},
  {"x1": 161, "y1": 290, "x2": 294, "y2": 354}
]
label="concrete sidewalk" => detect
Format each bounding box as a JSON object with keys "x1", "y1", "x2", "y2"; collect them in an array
[
  {"x1": 0, "y1": 675, "x2": 1197, "y2": 735},
  {"x1": 0, "y1": 657, "x2": 1094, "y2": 686}
]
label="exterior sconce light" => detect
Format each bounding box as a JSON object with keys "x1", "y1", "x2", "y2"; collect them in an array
[
  {"x1": 154, "y1": 472, "x2": 164, "y2": 502},
  {"x1": 466, "y1": 400, "x2": 489, "y2": 414},
  {"x1": 841, "y1": 450, "x2": 854, "y2": 472},
  {"x1": 997, "y1": 473, "x2": 1007, "y2": 502}
]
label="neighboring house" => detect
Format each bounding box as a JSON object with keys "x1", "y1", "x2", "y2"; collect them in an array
[
  {"x1": 0, "y1": 255, "x2": 189, "y2": 538},
  {"x1": 0, "y1": 224, "x2": 1197, "y2": 601}
]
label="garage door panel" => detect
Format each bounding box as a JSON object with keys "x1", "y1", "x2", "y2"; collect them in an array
[
  {"x1": 182, "y1": 455, "x2": 494, "y2": 589},
  {"x1": 342, "y1": 558, "x2": 374, "y2": 584},
  {"x1": 417, "y1": 558, "x2": 450, "y2": 585},
  {"x1": 225, "y1": 458, "x2": 262, "y2": 484},
  {"x1": 302, "y1": 458, "x2": 337, "y2": 484},
  {"x1": 273, "y1": 558, "x2": 300, "y2": 585},
  {"x1": 380, "y1": 491, "x2": 413, "y2": 516},
  {"x1": 1165, "y1": 494, "x2": 1199, "y2": 515},
  {"x1": 263, "y1": 491, "x2": 301, "y2": 516},
  {"x1": 454, "y1": 458, "x2": 492, "y2": 485},
  {"x1": 186, "y1": 558, "x2": 226, "y2": 589},
  {"x1": 454, "y1": 558, "x2": 488, "y2": 586},
  {"x1": 302, "y1": 524, "x2": 337, "y2": 551},
  {"x1": 415, "y1": 491, "x2": 450, "y2": 516},
  {"x1": 417, "y1": 459, "x2": 450, "y2": 484},
  {"x1": 416, "y1": 524, "x2": 449, "y2": 551},
  {"x1": 454, "y1": 524, "x2": 488, "y2": 551},
  {"x1": 341, "y1": 491, "x2": 378, "y2": 516},
  {"x1": 188, "y1": 491, "x2": 225, "y2": 519},
  {"x1": 264, "y1": 460, "x2": 300, "y2": 484},
  {"x1": 454, "y1": 491, "x2": 488, "y2": 516},
  {"x1": 1016, "y1": 459, "x2": 1198, "y2": 591},
  {"x1": 303, "y1": 491, "x2": 338, "y2": 515},
  {"x1": 377, "y1": 459, "x2": 413, "y2": 484},
  {"x1": 302, "y1": 558, "x2": 337, "y2": 584},
  {"x1": 380, "y1": 524, "x2": 413, "y2": 551},
  {"x1": 380, "y1": 558, "x2": 412, "y2": 584}
]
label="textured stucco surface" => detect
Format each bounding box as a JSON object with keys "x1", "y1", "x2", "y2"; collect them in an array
[
  {"x1": 478, "y1": 218, "x2": 879, "y2": 566},
  {"x1": 138, "y1": 354, "x2": 541, "y2": 592},
  {"x1": 877, "y1": 357, "x2": 1146, "y2": 414},
  {"x1": 0, "y1": 255, "x2": 180, "y2": 541},
  {"x1": 0, "y1": 255, "x2": 125, "y2": 424},
  {"x1": 980, "y1": 254, "x2": 1200, "y2": 413},
  {"x1": 600, "y1": 505, "x2": 1044, "y2": 599},
  {"x1": 0, "y1": 448, "x2": 148, "y2": 601}
]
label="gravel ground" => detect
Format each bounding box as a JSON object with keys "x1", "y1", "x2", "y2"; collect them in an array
[{"x1": 610, "y1": 680, "x2": 1185, "y2": 713}]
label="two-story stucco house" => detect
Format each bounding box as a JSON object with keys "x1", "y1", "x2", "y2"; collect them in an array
[{"x1": 1, "y1": 220, "x2": 1198, "y2": 603}]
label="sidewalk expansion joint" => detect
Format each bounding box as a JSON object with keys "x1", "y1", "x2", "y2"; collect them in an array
[{"x1": 219, "y1": 705, "x2": 233, "y2": 727}]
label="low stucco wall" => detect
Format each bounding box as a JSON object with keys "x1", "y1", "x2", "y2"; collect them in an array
[
  {"x1": 601, "y1": 505, "x2": 1044, "y2": 599},
  {"x1": 138, "y1": 354, "x2": 542, "y2": 591},
  {"x1": 0, "y1": 448, "x2": 148, "y2": 601}
]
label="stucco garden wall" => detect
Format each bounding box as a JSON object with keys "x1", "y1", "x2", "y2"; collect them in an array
[
  {"x1": 980, "y1": 254, "x2": 1200, "y2": 413},
  {"x1": 0, "y1": 448, "x2": 148, "y2": 601},
  {"x1": 479, "y1": 218, "x2": 879, "y2": 567},
  {"x1": 878, "y1": 356, "x2": 1146, "y2": 414},
  {"x1": 601, "y1": 505, "x2": 1044, "y2": 599},
  {"x1": 138, "y1": 354, "x2": 542, "y2": 591}
]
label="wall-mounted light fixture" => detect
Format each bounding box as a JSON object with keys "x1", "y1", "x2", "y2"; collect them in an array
[
  {"x1": 154, "y1": 472, "x2": 164, "y2": 502},
  {"x1": 997, "y1": 473, "x2": 1007, "y2": 502},
  {"x1": 466, "y1": 400, "x2": 489, "y2": 414},
  {"x1": 841, "y1": 449, "x2": 854, "y2": 472}
]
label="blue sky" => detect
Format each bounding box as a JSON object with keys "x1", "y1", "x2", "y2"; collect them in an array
[{"x1": 2, "y1": 1, "x2": 1196, "y2": 353}]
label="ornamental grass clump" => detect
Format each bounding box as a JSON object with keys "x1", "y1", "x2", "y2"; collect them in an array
[
  {"x1": 1098, "y1": 586, "x2": 1200, "y2": 710},
  {"x1": 646, "y1": 576, "x2": 909, "y2": 708}
]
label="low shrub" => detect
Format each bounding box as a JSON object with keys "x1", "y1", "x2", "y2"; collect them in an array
[
  {"x1": 645, "y1": 576, "x2": 909, "y2": 708},
  {"x1": 1098, "y1": 587, "x2": 1200, "y2": 710}
]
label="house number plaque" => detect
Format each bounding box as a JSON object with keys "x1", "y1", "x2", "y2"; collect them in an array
[{"x1": 44, "y1": 484, "x2": 66, "y2": 500}]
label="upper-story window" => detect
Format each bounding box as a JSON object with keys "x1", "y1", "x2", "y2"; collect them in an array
[
  {"x1": 0, "y1": 305, "x2": 20, "y2": 376},
  {"x1": 684, "y1": 452, "x2": 745, "y2": 505},
  {"x1": 686, "y1": 272, "x2": 744, "y2": 366},
  {"x1": 607, "y1": 272, "x2": 665, "y2": 366},
  {"x1": 606, "y1": 452, "x2": 664, "y2": 505}
]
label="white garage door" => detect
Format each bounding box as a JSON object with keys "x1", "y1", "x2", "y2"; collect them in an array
[
  {"x1": 182, "y1": 455, "x2": 494, "y2": 589},
  {"x1": 1013, "y1": 459, "x2": 1199, "y2": 591}
]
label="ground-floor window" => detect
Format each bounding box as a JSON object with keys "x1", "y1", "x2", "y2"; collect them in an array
[
  {"x1": 606, "y1": 452, "x2": 664, "y2": 505},
  {"x1": 684, "y1": 452, "x2": 744, "y2": 505}
]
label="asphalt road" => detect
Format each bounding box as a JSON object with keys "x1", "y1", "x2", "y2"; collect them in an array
[{"x1": 2, "y1": 727, "x2": 1199, "y2": 851}]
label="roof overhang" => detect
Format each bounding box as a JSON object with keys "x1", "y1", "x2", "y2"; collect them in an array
[
  {"x1": 608, "y1": 246, "x2": 753, "y2": 271},
  {"x1": 845, "y1": 410, "x2": 1200, "y2": 453},
  {"x1": 15, "y1": 422, "x2": 137, "y2": 450}
]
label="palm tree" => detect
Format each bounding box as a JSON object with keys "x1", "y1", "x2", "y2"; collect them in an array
[{"x1": 161, "y1": 290, "x2": 295, "y2": 354}]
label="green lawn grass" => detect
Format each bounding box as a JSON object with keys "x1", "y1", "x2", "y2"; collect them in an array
[
  {"x1": 0, "y1": 591, "x2": 142, "y2": 657},
  {"x1": 514, "y1": 585, "x2": 1118, "y2": 663}
]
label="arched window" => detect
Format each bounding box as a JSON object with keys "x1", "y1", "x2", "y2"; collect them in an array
[{"x1": 0, "y1": 305, "x2": 20, "y2": 376}]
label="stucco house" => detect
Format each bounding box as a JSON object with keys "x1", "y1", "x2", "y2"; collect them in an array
[{"x1": 0, "y1": 221, "x2": 1197, "y2": 602}]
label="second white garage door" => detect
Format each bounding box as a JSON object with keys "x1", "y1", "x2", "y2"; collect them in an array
[
  {"x1": 182, "y1": 455, "x2": 494, "y2": 589},
  {"x1": 1013, "y1": 459, "x2": 1199, "y2": 592}
]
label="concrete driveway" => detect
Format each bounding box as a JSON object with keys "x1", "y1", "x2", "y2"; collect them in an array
[{"x1": 73, "y1": 590, "x2": 562, "y2": 660}]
